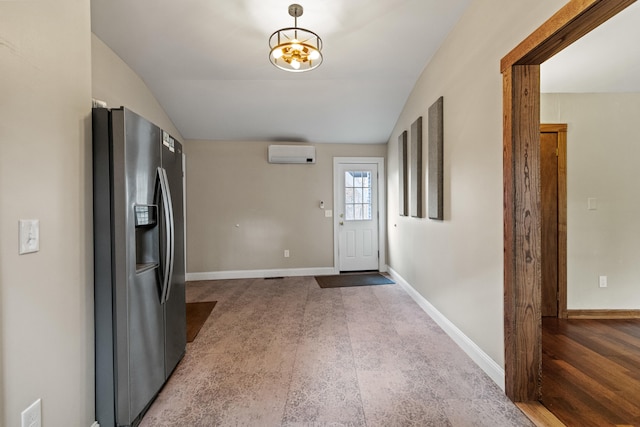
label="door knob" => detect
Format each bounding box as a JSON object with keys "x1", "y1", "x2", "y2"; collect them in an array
[{"x1": 339, "y1": 221, "x2": 344, "y2": 226}]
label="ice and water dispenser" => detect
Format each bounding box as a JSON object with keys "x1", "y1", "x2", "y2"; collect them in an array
[{"x1": 134, "y1": 204, "x2": 159, "y2": 273}]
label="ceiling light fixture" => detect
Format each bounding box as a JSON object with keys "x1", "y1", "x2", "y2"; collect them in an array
[{"x1": 269, "y1": 4, "x2": 323, "y2": 73}]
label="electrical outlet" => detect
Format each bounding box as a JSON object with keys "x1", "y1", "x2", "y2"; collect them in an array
[
  {"x1": 21, "y1": 398, "x2": 41, "y2": 427},
  {"x1": 284, "y1": 249, "x2": 290, "y2": 258},
  {"x1": 599, "y1": 275, "x2": 608, "y2": 288}
]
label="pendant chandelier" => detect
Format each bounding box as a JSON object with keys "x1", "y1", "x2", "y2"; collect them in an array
[{"x1": 269, "y1": 4, "x2": 323, "y2": 72}]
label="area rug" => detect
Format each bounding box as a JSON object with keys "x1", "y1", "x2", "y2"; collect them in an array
[
  {"x1": 186, "y1": 301, "x2": 216, "y2": 342},
  {"x1": 315, "y1": 273, "x2": 395, "y2": 289}
]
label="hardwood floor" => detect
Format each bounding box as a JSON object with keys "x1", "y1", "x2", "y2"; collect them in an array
[{"x1": 542, "y1": 318, "x2": 640, "y2": 427}]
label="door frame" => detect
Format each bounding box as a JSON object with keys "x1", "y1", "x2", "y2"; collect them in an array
[
  {"x1": 333, "y1": 157, "x2": 386, "y2": 273},
  {"x1": 540, "y1": 124, "x2": 568, "y2": 319},
  {"x1": 501, "y1": 0, "x2": 636, "y2": 402}
]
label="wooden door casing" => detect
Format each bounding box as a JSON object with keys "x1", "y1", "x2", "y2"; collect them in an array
[
  {"x1": 540, "y1": 124, "x2": 567, "y2": 319},
  {"x1": 501, "y1": 0, "x2": 634, "y2": 402},
  {"x1": 541, "y1": 130, "x2": 559, "y2": 317}
]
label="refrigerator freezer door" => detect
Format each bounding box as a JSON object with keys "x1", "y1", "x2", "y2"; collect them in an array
[
  {"x1": 128, "y1": 268, "x2": 165, "y2": 419},
  {"x1": 117, "y1": 108, "x2": 165, "y2": 425}
]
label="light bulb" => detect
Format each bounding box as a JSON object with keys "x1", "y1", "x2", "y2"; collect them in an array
[
  {"x1": 272, "y1": 48, "x2": 283, "y2": 59},
  {"x1": 291, "y1": 43, "x2": 303, "y2": 52},
  {"x1": 291, "y1": 59, "x2": 301, "y2": 70},
  {"x1": 309, "y1": 50, "x2": 320, "y2": 60}
]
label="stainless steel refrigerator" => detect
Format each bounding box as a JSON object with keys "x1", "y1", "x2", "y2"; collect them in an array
[{"x1": 93, "y1": 107, "x2": 186, "y2": 427}]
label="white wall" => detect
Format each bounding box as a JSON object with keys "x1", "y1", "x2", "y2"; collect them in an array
[
  {"x1": 185, "y1": 141, "x2": 386, "y2": 276},
  {"x1": 0, "y1": 13, "x2": 185, "y2": 427},
  {"x1": 0, "y1": 1, "x2": 94, "y2": 426},
  {"x1": 542, "y1": 92, "x2": 640, "y2": 309},
  {"x1": 92, "y1": 33, "x2": 183, "y2": 140},
  {"x1": 386, "y1": 0, "x2": 566, "y2": 367}
]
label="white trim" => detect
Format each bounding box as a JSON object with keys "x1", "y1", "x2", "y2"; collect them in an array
[
  {"x1": 90, "y1": 422, "x2": 100, "y2": 427},
  {"x1": 186, "y1": 267, "x2": 336, "y2": 281},
  {"x1": 332, "y1": 157, "x2": 386, "y2": 272},
  {"x1": 388, "y1": 267, "x2": 506, "y2": 390}
]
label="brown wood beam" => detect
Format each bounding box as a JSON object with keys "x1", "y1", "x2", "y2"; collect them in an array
[
  {"x1": 502, "y1": 0, "x2": 637, "y2": 404},
  {"x1": 503, "y1": 65, "x2": 517, "y2": 399},
  {"x1": 501, "y1": 0, "x2": 636, "y2": 71},
  {"x1": 504, "y1": 64, "x2": 541, "y2": 402}
]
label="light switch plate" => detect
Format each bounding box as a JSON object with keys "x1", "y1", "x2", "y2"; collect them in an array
[
  {"x1": 21, "y1": 398, "x2": 41, "y2": 427},
  {"x1": 19, "y1": 219, "x2": 40, "y2": 254},
  {"x1": 587, "y1": 197, "x2": 597, "y2": 210},
  {"x1": 325, "y1": 210, "x2": 332, "y2": 217}
]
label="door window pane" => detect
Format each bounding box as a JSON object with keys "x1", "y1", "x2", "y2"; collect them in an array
[
  {"x1": 355, "y1": 204, "x2": 363, "y2": 220},
  {"x1": 346, "y1": 204, "x2": 354, "y2": 220},
  {"x1": 345, "y1": 172, "x2": 354, "y2": 187},
  {"x1": 345, "y1": 187, "x2": 354, "y2": 203},
  {"x1": 355, "y1": 187, "x2": 362, "y2": 203},
  {"x1": 344, "y1": 171, "x2": 372, "y2": 221}
]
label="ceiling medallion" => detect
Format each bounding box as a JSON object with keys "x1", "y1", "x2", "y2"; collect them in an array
[{"x1": 269, "y1": 4, "x2": 323, "y2": 72}]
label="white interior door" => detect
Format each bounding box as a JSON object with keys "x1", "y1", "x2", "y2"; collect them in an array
[{"x1": 337, "y1": 163, "x2": 379, "y2": 271}]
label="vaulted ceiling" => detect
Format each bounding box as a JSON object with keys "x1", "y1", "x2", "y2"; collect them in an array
[
  {"x1": 91, "y1": 1, "x2": 640, "y2": 144},
  {"x1": 91, "y1": 0, "x2": 472, "y2": 144}
]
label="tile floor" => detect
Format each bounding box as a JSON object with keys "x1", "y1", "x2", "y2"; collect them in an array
[{"x1": 140, "y1": 276, "x2": 533, "y2": 426}]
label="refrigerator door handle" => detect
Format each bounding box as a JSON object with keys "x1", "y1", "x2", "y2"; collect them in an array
[
  {"x1": 162, "y1": 167, "x2": 175, "y2": 302},
  {"x1": 158, "y1": 167, "x2": 174, "y2": 304}
]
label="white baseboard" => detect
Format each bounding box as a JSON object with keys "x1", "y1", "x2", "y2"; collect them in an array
[
  {"x1": 91, "y1": 422, "x2": 100, "y2": 427},
  {"x1": 388, "y1": 268, "x2": 505, "y2": 391},
  {"x1": 186, "y1": 267, "x2": 338, "y2": 281}
]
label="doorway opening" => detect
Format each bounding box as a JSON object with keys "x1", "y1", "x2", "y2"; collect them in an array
[
  {"x1": 501, "y1": 0, "x2": 636, "y2": 402},
  {"x1": 333, "y1": 157, "x2": 386, "y2": 273}
]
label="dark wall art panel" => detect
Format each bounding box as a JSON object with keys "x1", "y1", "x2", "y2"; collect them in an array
[
  {"x1": 398, "y1": 131, "x2": 408, "y2": 216},
  {"x1": 428, "y1": 96, "x2": 444, "y2": 220},
  {"x1": 410, "y1": 116, "x2": 423, "y2": 218}
]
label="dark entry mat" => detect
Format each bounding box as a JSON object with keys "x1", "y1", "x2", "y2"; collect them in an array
[
  {"x1": 186, "y1": 301, "x2": 217, "y2": 342},
  {"x1": 314, "y1": 273, "x2": 395, "y2": 288}
]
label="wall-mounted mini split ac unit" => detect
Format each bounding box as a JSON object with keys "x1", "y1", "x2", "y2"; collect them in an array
[{"x1": 268, "y1": 145, "x2": 316, "y2": 164}]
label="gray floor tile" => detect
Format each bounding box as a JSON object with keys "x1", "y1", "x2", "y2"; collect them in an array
[{"x1": 139, "y1": 276, "x2": 532, "y2": 427}]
